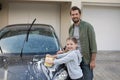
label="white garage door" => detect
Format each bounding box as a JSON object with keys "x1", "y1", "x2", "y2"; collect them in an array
[
  {"x1": 8, "y1": 2, "x2": 60, "y2": 37},
  {"x1": 82, "y1": 5, "x2": 120, "y2": 51}
]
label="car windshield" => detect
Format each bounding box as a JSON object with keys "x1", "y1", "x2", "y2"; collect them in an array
[{"x1": 0, "y1": 24, "x2": 60, "y2": 55}]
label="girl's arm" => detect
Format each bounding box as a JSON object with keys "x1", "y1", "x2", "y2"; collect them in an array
[{"x1": 54, "y1": 52, "x2": 74, "y2": 65}]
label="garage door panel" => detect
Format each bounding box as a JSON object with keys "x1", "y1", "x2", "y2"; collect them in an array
[
  {"x1": 9, "y1": 2, "x2": 60, "y2": 37},
  {"x1": 82, "y1": 5, "x2": 120, "y2": 50}
]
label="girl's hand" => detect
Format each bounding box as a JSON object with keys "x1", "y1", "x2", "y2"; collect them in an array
[
  {"x1": 52, "y1": 55, "x2": 57, "y2": 58},
  {"x1": 57, "y1": 50, "x2": 64, "y2": 54},
  {"x1": 44, "y1": 55, "x2": 54, "y2": 67},
  {"x1": 45, "y1": 59, "x2": 54, "y2": 64},
  {"x1": 46, "y1": 54, "x2": 51, "y2": 57}
]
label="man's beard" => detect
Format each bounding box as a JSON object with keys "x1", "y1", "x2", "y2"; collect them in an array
[{"x1": 72, "y1": 18, "x2": 80, "y2": 24}]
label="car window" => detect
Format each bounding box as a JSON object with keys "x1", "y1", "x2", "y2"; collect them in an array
[{"x1": 0, "y1": 25, "x2": 60, "y2": 55}]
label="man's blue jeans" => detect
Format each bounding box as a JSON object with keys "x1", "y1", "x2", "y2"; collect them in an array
[{"x1": 80, "y1": 60, "x2": 93, "y2": 80}]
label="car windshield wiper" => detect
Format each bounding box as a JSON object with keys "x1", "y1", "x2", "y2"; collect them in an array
[
  {"x1": 20, "y1": 18, "x2": 36, "y2": 57},
  {"x1": 0, "y1": 46, "x2": 3, "y2": 54},
  {"x1": 26, "y1": 18, "x2": 36, "y2": 42}
]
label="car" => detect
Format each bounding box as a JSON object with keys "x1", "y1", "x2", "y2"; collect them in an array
[{"x1": 0, "y1": 23, "x2": 69, "y2": 80}]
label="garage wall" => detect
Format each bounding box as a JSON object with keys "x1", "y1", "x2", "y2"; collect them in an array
[
  {"x1": 82, "y1": 5, "x2": 120, "y2": 51},
  {"x1": 0, "y1": 0, "x2": 8, "y2": 28},
  {"x1": 60, "y1": 2, "x2": 71, "y2": 47},
  {"x1": 8, "y1": 2, "x2": 60, "y2": 37},
  {"x1": 82, "y1": 0, "x2": 120, "y2": 3}
]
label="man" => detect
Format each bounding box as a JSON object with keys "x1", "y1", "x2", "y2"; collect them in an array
[{"x1": 69, "y1": 6, "x2": 97, "y2": 80}]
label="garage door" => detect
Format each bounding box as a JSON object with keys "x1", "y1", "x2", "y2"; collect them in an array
[
  {"x1": 8, "y1": 2, "x2": 60, "y2": 37},
  {"x1": 82, "y1": 5, "x2": 120, "y2": 50}
]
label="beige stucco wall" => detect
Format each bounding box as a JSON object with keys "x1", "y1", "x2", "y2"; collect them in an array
[
  {"x1": 82, "y1": 0, "x2": 120, "y2": 3},
  {"x1": 8, "y1": 0, "x2": 120, "y2": 3},
  {"x1": 60, "y1": 2, "x2": 71, "y2": 47},
  {"x1": 0, "y1": 0, "x2": 8, "y2": 28}
]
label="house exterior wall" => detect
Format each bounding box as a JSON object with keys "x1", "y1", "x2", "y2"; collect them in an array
[
  {"x1": 0, "y1": 0, "x2": 120, "y2": 49},
  {"x1": 0, "y1": 0, "x2": 8, "y2": 28},
  {"x1": 82, "y1": 0, "x2": 120, "y2": 3},
  {"x1": 60, "y1": 2, "x2": 71, "y2": 47}
]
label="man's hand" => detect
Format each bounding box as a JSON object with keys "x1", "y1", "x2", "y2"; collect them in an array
[
  {"x1": 90, "y1": 60, "x2": 96, "y2": 69},
  {"x1": 90, "y1": 53, "x2": 96, "y2": 69}
]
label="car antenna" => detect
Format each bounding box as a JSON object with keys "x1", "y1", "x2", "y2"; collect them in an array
[{"x1": 20, "y1": 18, "x2": 36, "y2": 57}]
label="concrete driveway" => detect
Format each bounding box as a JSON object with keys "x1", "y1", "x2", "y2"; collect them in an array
[{"x1": 94, "y1": 51, "x2": 120, "y2": 80}]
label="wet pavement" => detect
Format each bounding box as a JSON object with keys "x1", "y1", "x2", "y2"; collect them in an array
[{"x1": 94, "y1": 51, "x2": 120, "y2": 80}]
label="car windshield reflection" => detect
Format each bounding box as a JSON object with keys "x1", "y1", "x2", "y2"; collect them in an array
[{"x1": 0, "y1": 24, "x2": 60, "y2": 54}]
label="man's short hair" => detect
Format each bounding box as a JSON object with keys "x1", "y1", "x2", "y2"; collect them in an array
[{"x1": 70, "y1": 6, "x2": 81, "y2": 15}]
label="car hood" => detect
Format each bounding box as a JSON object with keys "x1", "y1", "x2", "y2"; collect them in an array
[{"x1": 0, "y1": 54, "x2": 43, "y2": 80}]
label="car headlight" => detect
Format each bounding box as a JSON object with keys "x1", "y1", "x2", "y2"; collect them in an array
[{"x1": 53, "y1": 70, "x2": 68, "y2": 80}]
